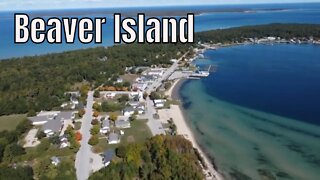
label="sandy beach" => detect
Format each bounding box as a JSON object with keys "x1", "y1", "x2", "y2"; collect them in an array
[{"x1": 159, "y1": 79, "x2": 223, "y2": 180}]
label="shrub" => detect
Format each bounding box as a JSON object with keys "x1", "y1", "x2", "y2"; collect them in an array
[
  {"x1": 91, "y1": 119, "x2": 99, "y2": 125},
  {"x1": 88, "y1": 135, "x2": 99, "y2": 146},
  {"x1": 75, "y1": 132, "x2": 82, "y2": 141}
]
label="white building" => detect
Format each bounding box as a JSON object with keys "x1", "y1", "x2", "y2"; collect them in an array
[
  {"x1": 148, "y1": 68, "x2": 164, "y2": 77},
  {"x1": 108, "y1": 133, "x2": 120, "y2": 144}
]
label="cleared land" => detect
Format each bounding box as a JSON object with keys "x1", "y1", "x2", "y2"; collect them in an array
[
  {"x1": 92, "y1": 119, "x2": 152, "y2": 153},
  {"x1": 0, "y1": 114, "x2": 26, "y2": 131}
]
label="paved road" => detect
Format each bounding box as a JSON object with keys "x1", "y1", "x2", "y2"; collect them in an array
[
  {"x1": 144, "y1": 53, "x2": 188, "y2": 135},
  {"x1": 75, "y1": 91, "x2": 94, "y2": 180},
  {"x1": 144, "y1": 97, "x2": 165, "y2": 135}
]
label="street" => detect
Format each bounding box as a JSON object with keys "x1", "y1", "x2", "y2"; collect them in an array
[{"x1": 75, "y1": 91, "x2": 94, "y2": 180}]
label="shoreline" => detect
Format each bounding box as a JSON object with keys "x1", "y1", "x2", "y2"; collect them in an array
[{"x1": 163, "y1": 78, "x2": 224, "y2": 180}]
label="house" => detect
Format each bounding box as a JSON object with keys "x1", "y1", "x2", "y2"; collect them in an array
[
  {"x1": 155, "y1": 102, "x2": 165, "y2": 108},
  {"x1": 115, "y1": 119, "x2": 131, "y2": 129},
  {"x1": 102, "y1": 150, "x2": 114, "y2": 166},
  {"x1": 108, "y1": 133, "x2": 120, "y2": 144},
  {"x1": 147, "y1": 68, "x2": 164, "y2": 77},
  {"x1": 51, "y1": 156, "x2": 61, "y2": 166},
  {"x1": 123, "y1": 106, "x2": 135, "y2": 116},
  {"x1": 132, "y1": 83, "x2": 147, "y2": 91},
  {"x1": 28, "y1": 111, "x2": 74, "y2": 136},
  {"x1": 106, "y1": 93, "x2": 116, "y2": 99},
  {"x1": 154, "y1": 99, "x2": 166, "y2": 108},
  {"x1": 135, "y1": 106, "x2": 145, "y2": 114},
  {"x1": 130, "y1": 91, "x2": 143, "y2": 100},
  {"x1": 106, "y1": 92, "x2": 116, "y2": 99},
  {"x1": 127, "y1": 101, "x2": 140, "y2": 108},
  {"x1": 100, "y1": 119, "x2": 110, "y2": 134}
]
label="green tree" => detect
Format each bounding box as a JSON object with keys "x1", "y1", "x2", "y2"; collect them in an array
[
  {"x1": 118, "y1": 94, "x2": 129, "y2": 103},
  {"x1": 88, "y1": 135, "x2": 99, "y2": 146},
  {"x1": 27, "y1": 109, "x2": 36, "y2": 117},
  {"x1": 116, "y1": 146, "x2": 127, "y2": 158},
  {"x1": 90, "y1": 125, "x2": 100, "y2": 135},
  {"x1": 93, "y1": 90, "x2": 100, "y2": 98},
  {"x1": 3, "y1": 143, "x2": 25, "y2": 162},
  {"x1": 109, "y1": 113, "x2": 118, "y2": 122},
  {"x1": 92, "y1": 102, "x2": 102, "y2": 112}
]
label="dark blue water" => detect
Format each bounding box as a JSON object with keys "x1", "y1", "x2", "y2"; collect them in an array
[
  {"x1": 1, "y1": 3, "x2": 320, "y2": 59},
  {"x1": 197, "y1": 44, "x2": 320, "y2": 126}
]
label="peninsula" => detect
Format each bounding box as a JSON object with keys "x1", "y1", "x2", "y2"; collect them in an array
[{"x1": 1, "y1": 23, "x2": 320, "y2": 179}]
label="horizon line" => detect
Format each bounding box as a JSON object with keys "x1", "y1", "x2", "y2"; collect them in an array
[{"x1": 1, "y1": 1, "x2": 319, "y2": 12}]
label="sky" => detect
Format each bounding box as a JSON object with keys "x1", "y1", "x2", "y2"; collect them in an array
[{"x1": 1, "y1": 0, "x2": 320, "y2": 11}]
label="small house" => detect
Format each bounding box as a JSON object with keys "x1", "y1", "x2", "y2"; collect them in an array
[
  {"x1": 102, "y1": 150, "x2": 114, "y2": 166},
  {"x1": 123, "y1": 106, "x2": 135, "y2": 116},
  {"x1": 115, "y1": 119, "x2": 131, "y2": 129},
  {"x1": 108, "y1": 133, "x2": 120, "y2": 144},
  {"x1": 100, "y1": 119, "x2": 110, "y2": 134}
]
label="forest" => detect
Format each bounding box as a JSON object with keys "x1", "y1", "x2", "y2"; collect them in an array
[
  {"x1": 1, "y1": 23, "x2": 319, "y2": 115},
  {"x1": 0, "y1": 43, "x2": 189, "y2": 115},
  {"x1": 196, "y1": 23, "x2": 320, "y2": 43},
  {"x1": 89, "y1": 135, "x2": 204, "y2": 180}
]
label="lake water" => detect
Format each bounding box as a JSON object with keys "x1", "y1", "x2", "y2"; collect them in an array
[
  {"x1": 1, "y1": 3, "x2": 320, "y2": 59},
  {"x1": 180, "y1": 44, "x2": 320, "y2": 179}
]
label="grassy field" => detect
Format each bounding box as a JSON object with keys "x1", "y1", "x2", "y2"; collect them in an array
[
  {"x1": 0, "y1": 114, "x2": 26, "y2": 131},
  {"x1": 92, "y1": 119, "x2": 152, "y2": 153}
]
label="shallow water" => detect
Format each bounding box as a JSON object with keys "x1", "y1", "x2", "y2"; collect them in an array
[{"x1": 180, "y1": 44, "x2": 320, "y2": 179}]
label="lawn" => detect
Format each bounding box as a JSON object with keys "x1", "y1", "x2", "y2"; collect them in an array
[
  {"x1": 92, "y1": 119, "x2": 152, "y2": 153},
  {"x1": 0, "y1": 114, "x2": 26, "y2": 131}
]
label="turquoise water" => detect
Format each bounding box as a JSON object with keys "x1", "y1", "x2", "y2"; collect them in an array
[{"x1": 180, "y1": 44, "x2": 320, "y2": 179}]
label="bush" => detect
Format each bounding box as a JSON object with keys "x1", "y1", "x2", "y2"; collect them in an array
[
  {"x1": 118, "y1": 94, "x2": 129, "y2": 103},
  {"x1": 75, "y1": 132, "x2": 82, "y2": 141},
  {"x1": 93, "y1": 103, "x2": 102, "y2": 112},
  {"x1": 116, "y1": 146, "x2": 126, "y2": 158},
  {"x1": 109, "y1": 113, "x2": 118, "y2": 122},
  {"x1": 27, "y1": 109, "x2": 36, "y2": 117},
  {"x1": 91, "y1": 119, "x2": 99, "y2": 125},
  {"x1": 90, "y1": 125, "x2": 100, "y2": 135},
  {"x1": 78, "y1": 109, "x2": 85, "y2": 118},
  {"x1": 37, "y1": 131, "x2": 46, "y2": 140},
  {"x1": 93, "y1": 111, "x2": 99, "y2": 117},
  {"x1": 93, "y1": 90, "x2": 100, "y2": 98},
  {"x1": 88, "y1": 135, "x2": 99, "y2": 146}
]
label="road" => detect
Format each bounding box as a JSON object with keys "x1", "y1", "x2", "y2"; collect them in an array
[
  {"x1": 143, "y1": 53, "x2": 188, "y2": 136},
  {"x1": 75, "y1": 91, "x2": 94, "y2": 180},
  {"x1": 144, "y1": 96, "x2": 165, "y2": 135}
]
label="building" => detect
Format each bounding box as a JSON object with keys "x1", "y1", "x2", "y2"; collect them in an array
[
  {"x1": 28, "y1": 111, "x2": 74, "y2": 136},
  {"x1": 123, "y1": 106, "x2": 135, "y2": 116},
  {"x1": 100, "y1": 119, "x2": 110, "y2": 134},
  {"x1": 105, "y1": 92, "x2": 116, "y2": 99},
  {"x1": 102, "y1": 150, "x2": 114, "y2": 166},
  {"x1": 132, "y1": 83, "x2": 147, "y2": 91},
  {"x1": 147, "y1": 68, "x2": 164, "y2": 77},
  {"x1": 153, "y1": 99, "x2": 166, "y2": 108},
  {"x1": 155, "y1": 102, "x2": 165, "y2": 108},
  {"x1": 108, "y1": 133, "x2": 120, "y2": 144},
  {"x1": 51, "y1": 156, "x2": 61, "y2": 166},
  {"x1": 115, "y1": 119, "x2": 131, "y2": 129},
  {"x1": 127, "y1": 101, "x2": 140, "y2": 108}
]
